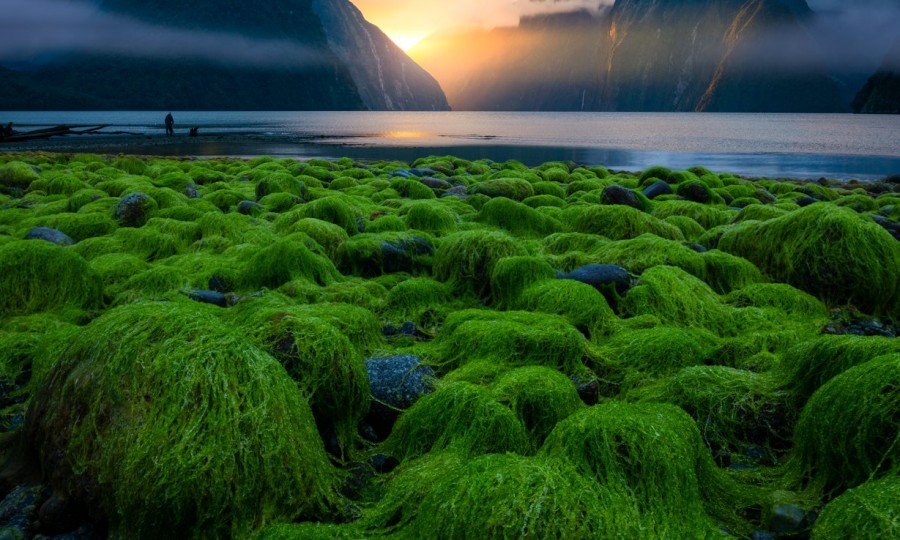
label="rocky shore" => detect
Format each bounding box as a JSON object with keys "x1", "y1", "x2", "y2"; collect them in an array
[{"x1": 0, "y1": 152, "x2": 898, "y2": 539}]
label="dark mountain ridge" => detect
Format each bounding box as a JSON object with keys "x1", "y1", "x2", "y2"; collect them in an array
[
  {"x1": 0, "y1": 0, "x2": 449, "y2": 111},
  {"x1": 411, "y1": 0, "x2": 851, "y2": 112}
]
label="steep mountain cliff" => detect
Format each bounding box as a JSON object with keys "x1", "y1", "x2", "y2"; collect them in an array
[
  {"x1": 0, "y1": 0, "x2": 449, "y2": 111},
  {"x1": 412, "y1": 0, "x2": 844, "y2": 112},
  {"x1": 852, "y1": 37, "x2": 900, "y2": 114}
]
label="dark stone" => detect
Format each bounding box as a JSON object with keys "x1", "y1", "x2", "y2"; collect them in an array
[
  {"x1": 356, "y1": 216, "x2": 366, "y2": 233},
  {"x1": 720, "y1": 193, "x2": 734, "y2": 205},
  {"x1": 236, "y1": 200, "x2": 265, "y2": 216},
  {"x1": 382, "y1": 324, "x2": 399, "y2": 337},
  {"x1": 755, "y1": 190, "x2": 777, "y2": 204},
  {"x1": 392, "y1": 170, "x2": 412, "y2": 178},
  {"x1": 443, "y1": 185, "x2": 468, "y2": 199},
  {"x1": 871, "y1": 215, "x2": 900, "y2": 241},
  {"x1": 795, "y1": 196, "x2": 819, "y2": 207},
  {"x1": 409, "y1": 168, "x2": 436, "y2": 177},
  {"x1": 380, "y1": 237, "x2": 433, "y2": 275},
  {"x1": 769, "y1": 504, "x2": 806, "y2": 533},
  {"x1": 207, "y1": 274, "x2": 233, "y2": 294},
  {"x1": 370, "y1": 453, "x2": 399, "y2": 474},
  {"x1": 113, "y1": 193, "x2": 154, "y2": 227},
  {"x1": 419, "y1": 177, "x2": 451, "y2": 190},
  {"x1": 880, "y1": 205, "x2": 895, "y2": 217},
  {"x1": 399, "y1": 321, "x2": 416, "y2": 335},
  {"x1": 559, "y1": 264, "x2": 632, "y2": 307},
  {"x1": 341, "y1": 462, "x2": 374, "y2": 500},
  {"x1": 25, "y1": 227, "x2": 73, "y2": 247},
  {"x1": 0, "y1": 485, "x2": 45, "y2": 538},
  {"x1": 183, "y1": 289, "x2": 228, "y2": 308},
  {"x1": 687, "y1": 243, "x2": 708, "y2": 253},
  {"x1": 601, "y1": 185, "x2": 644, "y2": 210},
  {"x1": 751, "y1": 532, "x2": 777, "y2": 540},
  {"x1": 575, "y1": 379, "x2": 599, "y2": 405},
  {"x1": 677, "y1": 181, "x2": 712, "y2": 204},
  {"x1": 642, "y1": 180, "x2": 673, "y2": 200},
  {"x1": 364, "y1": 354, "x2": 435, "y2": 441},
  {"x1": 36, "y1": 494, "x2": 80, "y2": 536},
  {"x1": 184, "y1": 183, "x2": 200, "y2": 199}
]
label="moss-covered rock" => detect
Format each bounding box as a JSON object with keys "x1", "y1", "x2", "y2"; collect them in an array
[
  {"x1": 718, "y1": 204, "x2": 900, "y2": 317},
  {"x1": 565, "y1": 205, "x2": 685, "y2": 241},
  {"x1": 380, "y1": 382, "x2": 529, "y2": 461},
  {"x1": 240, "y1": 235, "x2": 340, "y2": 290},
  {"x1": 433, "y1": 230, "x2": 528, "y2": 298},
  {"x1": 540, "y1": 401, "x2": 759, "y2": 537},
  {"x1": 491, "y1": 366, "x2": 583, "y2": 449},
  {"x1": 488, "y1": 256, "x2": 555, "y2": 308},
  {"x1": 26, "y1": 301, "x2": 341, "y2": 539},
  {"x1": 401, "y1": 201, "x2": 458, "y2": 235},
  {"x1": 473, "y1": 177, "x2": 535, "y2": 201},
  {"x1": 475, "y1": 197, "x2": 562, "y2": 238},
  {"x1": 336, "y1": 233, "x2": 433, "y2": 278},
  {"x1": 513, "y1": 278, "x2": 618, "y2": 339},
  {"x1": 431, "y1": 309, "x2": 590, "y2": 376},
  {"x1": 793, "y1": 354, "x2": 900, "y2": 492},
  {"x1": 0, "y1": 240, "x2": 102, "y2": 318},
  {"x1": 812, "y1": 475, "x2": 900, "y2": 539}
]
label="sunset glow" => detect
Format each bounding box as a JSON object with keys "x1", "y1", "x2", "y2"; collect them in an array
[{"x1": 388, "y1": 34, "x2": 426, "y2": 52}]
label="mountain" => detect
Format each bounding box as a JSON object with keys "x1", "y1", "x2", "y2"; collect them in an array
[
  {"x1": 411, "y1": 0, "x2": 845, "y2": 112},
  {"x1": 852, "y1": 37, "x2": 900, "y2": 113},
  {"x1": 0, "y1": 0, "x2": 449, "y2": 111}
]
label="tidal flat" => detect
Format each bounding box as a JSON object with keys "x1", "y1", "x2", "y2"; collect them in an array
[{"x1": 0, "y1": 152, "x2": 898, "y2": 539}]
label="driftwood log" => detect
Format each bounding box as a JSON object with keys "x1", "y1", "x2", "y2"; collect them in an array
[{"x1": 0, "y1": 124, "x2": 118, "y2": 142}]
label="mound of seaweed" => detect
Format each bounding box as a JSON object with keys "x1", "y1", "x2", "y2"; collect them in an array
[
  {"x1": 718, "y1": 204, "x2": 900, "y2": 317},
  {"x1": 25, "y1": 301, "x2": 341, "y2": 539},
  {"x1": 2, "y1": 154, "x2": 898, "y2": 539}
]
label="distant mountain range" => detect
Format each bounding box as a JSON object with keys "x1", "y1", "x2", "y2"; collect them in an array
[
  {"x1": 2, "y1": 0, "x2": 897, "y2": 113},
  {"x1": 0, "y1": 0, "x2": 449, "y2": 111},
  {"x1": 410, "y1": 0, "x2": 898, "y2": 113}
]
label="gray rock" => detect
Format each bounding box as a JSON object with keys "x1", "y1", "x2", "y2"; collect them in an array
[
  {"x1": 419, "y1": 177, "x2": 451, "y2": 190},
  {"x1": 796, "y1": 196, "x2": 819, "y2": 207},
  {"x1": 113, "y1": 192, "x2": 155, "y2": 227},
  {"x1": 380, "y1": 237, "x2": 433, "y2": 275},
  {"x1": 642, "y1": 180, "x2": 674, "y2": 199},
  {"x1": 769, "y1": 504, "x2": 806, "y2": 533},
  {"x1": 0, "y1": 485, "x2": 44, "y2": 538},
  {"x1": 558, "y1": 264, "x2": 632, "y2": 306},
  {"x1": 183, "y1": 289, "x2": 229, "y2": 308},
  {"x1": 364, "y1": 354, "x2": 435, "y2": 440},
  {"x1": 677, "y1": 181, "x2": 712, "y2": 204},
  {"x1": 392, "y1": 169, "x2": 412, "y2": 178},
  {"x1": 602, "y1": 185, "x2": 644, "y2": 210},
  {"x1": 25, "y1": 227, "x2": 73, "y2": 246},
  {"x1": 750, "y1": 532, "x2": 776, "y2": 540},
  {"x1": 236, "y1": 200, "x2": 265, "y2": 216}
]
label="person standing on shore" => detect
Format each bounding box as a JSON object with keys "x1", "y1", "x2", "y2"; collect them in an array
[{"x1": 165, "y1": 113, "x2": 174, "y2": 136}]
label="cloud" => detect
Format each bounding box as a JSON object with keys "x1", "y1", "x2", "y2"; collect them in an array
[{"x1": 0, "y1": 0, "x2": 325, "y2": 68}]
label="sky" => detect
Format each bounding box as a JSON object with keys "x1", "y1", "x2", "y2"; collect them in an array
[{"x1": 351, "y1": 0, "x2": 610, "y2": 50}]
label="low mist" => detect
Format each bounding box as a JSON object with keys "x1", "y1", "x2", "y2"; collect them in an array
[{"x1": 0, "y1": 0, "x2": 325, "y2": 69}]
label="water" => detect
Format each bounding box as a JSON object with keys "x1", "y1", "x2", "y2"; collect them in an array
[{"x1": 2, "y1": 111, "x2": 899, "y2": 180}]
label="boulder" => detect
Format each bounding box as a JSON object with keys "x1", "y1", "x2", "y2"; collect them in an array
[
  {"x1": 113, "y1": 193, "x2": 156, "y2": 227},
  {"x1": 642, "y1": 180, "x2": 674, "y2": 199},
  {"x1": 364, "y1": 354, "x2": 435, "y2": 441},
  {"x1": 558, "y1": 263, "x2": 632, "y2": 306},
  {"x1": 602, "y1": 185, "x2": 645, "y2": 211},
  {"x1": 25, "y1": 227, "x2": 74, "y2": 247}
]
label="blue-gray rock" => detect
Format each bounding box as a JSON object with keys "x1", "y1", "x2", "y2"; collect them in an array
[
  {"x1": 443, "y1": 185, "x2": 468, "y2": 199},
  {"x1": 392, "y1": 170, "x2": 413, "y2": 178},
  {"x1": 0, "y1": 485, "x2": 44, "y2": 538},
  {"x1": 687, "y1": 243, "x2": 708, "y2": 253},
  {"x1": 751, "y1": 532, "x2": 776, "y2": 540},
  {"x1": 379, "y1": 237, "x2": 433, "y2": 275},
  {"x1": 642, "y1": 180, "x2": 674, "y2": 199},
  {"x1": 25, "y1": 227, "x2": 73, "y2": 247},
  {"x1": 871, "y1": 215, "x2": 900, "y2": 241},
  {"x1": 602, "y1": 185, "x2": 644, "y2": 210},
  {"x1": 769, "y1": 504, "x2": 806, "y2": 533},
  {"x1": 409, "y1": 168, "x2": 436, "y2": 177},
  {"x1": 185, "y1": 183, "x2": 201, "y2": 199},
  {"x1": 113, "y1": 192, "x2": 155, "y2": 227},
  {"x1": 364, "y1": 354, "x2": 435, "y2": 440},
  {"x1": 558, "y1": 264, "x2": 632, "y2": 302},
  {"x1": 419, "y1": 177, "x2": 451, "y2": 190},
  {"x1": 236, "y1": 200, "x2": 265, "y2": 216},
  {"x1": 183, "y1": 289, "x2": 228, "y2": 308}
]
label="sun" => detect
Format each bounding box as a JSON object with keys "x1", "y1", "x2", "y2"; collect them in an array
[{"x1": 388, "y1": 33, "x2": 426, "y2": 52}]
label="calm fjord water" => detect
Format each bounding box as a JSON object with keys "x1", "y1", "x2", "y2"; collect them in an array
[{"x1": 3, "y1": 111, "x2": 899, "y2": 180}]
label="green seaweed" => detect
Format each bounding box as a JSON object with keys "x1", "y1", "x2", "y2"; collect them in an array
[
  {"x1": 433, "y1": 229, "x2": 528, "y2": 298},
  {"x1": 26, "y1": 301, "x2": 342, "y2": 539},
  {"x1": 718, "y1": 204, "x2": 900, "y2": 316},
  {"x1": 564, "y1": 204, "x2": 685, "y2": 241},
  {"x1": 487, "y1": 256, "x2": 556, "y2": 308},
  {"x1": 621, "y1": 266, "x2": 770, "y2": 336},
  {"x1": 540, "y1": 401, "x2": 760, "y2": 538},
  {"x1": 0, "y1": 240, "x2": 102, "y2": 318},
  {"x1": 812, "y1": 475, "x2": 900, "y2": 539},
  {"x1": 491, "y1": 366, "x2": 583, "y2": 449},
  {"x1": 239, "y1": 234, "x2": 340, "y2": 290},
  {"x1": 336, "y1": 232, "x2": 433, "y2": 278},
  {"x1": 401, "y1": 201, "x2": 459, "y2": 235},
  {"x1": 793, "y1": 354, "x2": 900, "y2": 493},
  {"x1": 651, "y1": 200, "x2": 734, "y2": 229},
  {"x1": 381, "y1": 277, "x2": 455, "y2": 330},
  {"x1": 473, "y1": 177, "x2": 535, "y2": 201},
  {"x1": 513, "y1": 278, "x2": 619, "y2": 339},
  {"x1": 475, "y1": 196, "x2": 562, "y2": 238},
  {"x1": 724, "y1": 283, "x2": 828, "y2": 319},
  {"x1": 430, "y1": 309, "x2": 590, "y2": 376},
  {"x1": 379, "y1": 381, "x2": 529, "y2": 462}
]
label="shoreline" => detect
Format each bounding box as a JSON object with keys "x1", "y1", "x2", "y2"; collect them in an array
[{"x1": 2, "y1": 131, "x2": 899, "y2": 185}]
